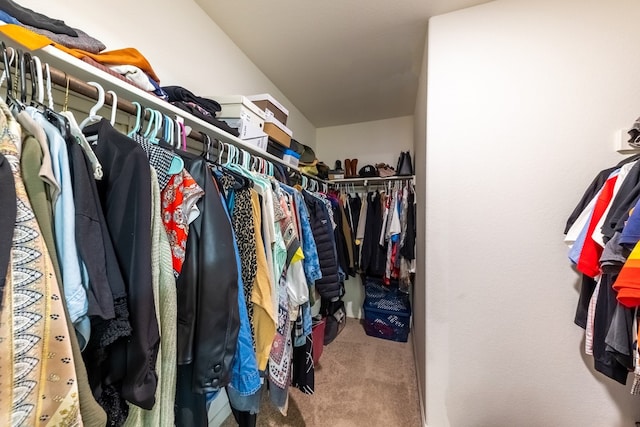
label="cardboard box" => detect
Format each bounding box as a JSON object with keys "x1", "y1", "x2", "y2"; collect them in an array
[
  {"x1": 210, "y1": 95, "x2": 266, "y2": 130},
  {"x1": 247, "y1": 93, "x2": 289, "y2": 125},
  {"x1": 263, "y1": 116, "x2": 292, "y2": 148}
]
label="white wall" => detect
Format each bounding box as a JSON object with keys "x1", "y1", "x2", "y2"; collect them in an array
[
  {"x1": 426, "y1": 0, "x2": 640, "y2": 426},
  {"x1": 16, "y1": 0, "x2": 316, "y2": 147},
  {"x1": 413, "y1": 28, "x2": 428, "y2": 427},
  {"x1": 315, "y1": 115, "x2": 414, "y2": 170}
]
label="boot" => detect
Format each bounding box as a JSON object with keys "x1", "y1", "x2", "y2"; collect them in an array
[
  {"x1": 350, "y1": 158, "x2": 358, "y2": 178},
  {"x1": 345, "y1": 159, "x2": 352, "y2": 177}
]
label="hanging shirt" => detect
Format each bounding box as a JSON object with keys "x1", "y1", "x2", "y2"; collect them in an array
[
  {"x1": 576, "y1": 171, "x2": 619, "y2": 278},
  {"x1": 282, "y1": 185, "x2": 322, "y2": 285},
  {"x1": 591, "y1": 161, "x2": 637, "y2": 247},
  {"x1": 0, "y1": 99, "x2": 82, "y2": 426},
  {"x1": 27, "y1": 106, "x2": 89, "y2": 341},
  {"x1": 249, "y1": 188, "x2": 277, "y2": 371},
  {"x1": 83, "y1": 118, "x2": 159, "y2": 411},
  {"x1": 161, "y1": 169, "x2": 204, "y2": 277}
]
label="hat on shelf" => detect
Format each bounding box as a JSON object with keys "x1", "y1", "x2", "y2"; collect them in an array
[
  {"x1": 299, "y1": 143, "x2": 318, "y2": 166},
  {"x1": 358, "y1": 165, "x2": 379, "y2": 178}
]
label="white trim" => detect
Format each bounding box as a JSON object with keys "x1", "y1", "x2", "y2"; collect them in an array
[{"x1": 412, "y1": 330, "x2": 427, "y2": 427}]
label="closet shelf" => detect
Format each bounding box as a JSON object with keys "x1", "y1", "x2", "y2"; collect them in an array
[
  {"x1": 0, "y1": 33, "x2": 309, "y2": 175},
  {"x1": 330, "y1": 175, "x2": 416, "y2": 185}
]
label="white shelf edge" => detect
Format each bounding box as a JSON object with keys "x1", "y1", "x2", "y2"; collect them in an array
[{"x1": 0, "y1": 34, "x2": 305, "y2": 173}]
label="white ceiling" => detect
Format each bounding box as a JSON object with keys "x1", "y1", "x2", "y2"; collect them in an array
[{"x1": 196, "y1": 0, "x2": 492, "y2": 128}]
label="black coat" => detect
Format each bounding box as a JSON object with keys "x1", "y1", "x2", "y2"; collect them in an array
[
  {"x1": 303, "y1": 190, "x2": 341, "y2": 299},
  {"x1": 175, "y1": 155, "x2": 240, "y2": 426},
  {"x1": 84, "y1": 119, "x2": 159, "y2": 411}
]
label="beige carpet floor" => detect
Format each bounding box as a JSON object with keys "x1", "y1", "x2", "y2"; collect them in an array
[{"x1": 221, "y1": 318, "x2": 421, "y2": 427}]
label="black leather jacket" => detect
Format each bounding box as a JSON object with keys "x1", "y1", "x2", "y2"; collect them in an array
[{"x1": 176, "y1": 155, "x2": 239, "y2": 391}]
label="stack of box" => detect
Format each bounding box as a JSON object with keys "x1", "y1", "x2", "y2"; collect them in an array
[
  {"x1": 248, "y1": 94, "x2": 294, "y2": 154},
  {"x1": 210, "y1": 95, "x2": 269, "y2": 152}
]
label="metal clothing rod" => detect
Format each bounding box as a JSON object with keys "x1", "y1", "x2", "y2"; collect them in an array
[{"x1": 45, "y1": 66, "x2": 205, "y2": 144}]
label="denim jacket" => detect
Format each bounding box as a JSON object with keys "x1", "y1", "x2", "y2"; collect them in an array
[{"x1": 218, "y1": 188, "x2": 261, "y2": 397}]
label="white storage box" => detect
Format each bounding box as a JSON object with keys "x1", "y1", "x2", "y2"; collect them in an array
[
  {"x1": 210, "y1": 95, "x2": 266, "y2": 130},
  {"x1": 244, "y1": 134, "x2": 268, "y2": 152},
  {"x1": 247, "y1": 93, "x2": 289, "y2": 125},
  {"x1": 282, "y1": 148, "x2": 301, "y2": 168},
  {"x1": 220, "y1": 117, "x2": 265, "y2": 141}
]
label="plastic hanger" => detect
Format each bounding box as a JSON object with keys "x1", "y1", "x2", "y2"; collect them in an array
[
  {"x1": 166, "y1": 115, "x2": 184, "y2": 174},
  {"x1": 79, "y1": 81, "x2": 105, "y2": 129},
  {"x1": 44, "y1": 64, "x2": 54, "y2": 110},
  {"x1": 202, "y1": 133, "x2": 216, "y2": 163},
  {"x1": 0, "y1": 43, "x2": 15, "y2": 94},
  {"x1": 128, "y1": 101, "x2": 142, "y2": 137},
  {"x1": 163, "y1": 114, "x2": 174, "y2": 145},
  {"x1": 141, "y1": 107, "x2": 155, "y2": 138},
  {"x1": 37, "y1": 61, "x2": 71, "y2": 141},
  {"x1": 106, "y1": 90, "x2": 117, "y2": 126},
  {"x1": 27, "y1": 54, "x2": 43, "y2": 108},
  {"x1": 148, "y1": 110, "x2": 162, "y2": 143},
  {"x1": 4, "y1": 46, "x2": 22, "y2": 111}
]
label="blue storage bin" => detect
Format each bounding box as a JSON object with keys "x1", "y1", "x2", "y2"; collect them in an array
[{"x1": 363, "y1": 278, "x2": 411, "y2": 342}]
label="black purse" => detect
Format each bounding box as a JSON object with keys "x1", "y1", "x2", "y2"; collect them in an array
[
  {"x1": 321, "y1": 298, "x2": 346, "y2": 345},
  {"x1": 396, "y1": 151, "x2": 413, "y2": 176}
]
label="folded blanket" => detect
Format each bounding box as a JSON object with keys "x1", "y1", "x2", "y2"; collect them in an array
[
  {"x1": 24, "y1": 23, "x2": 106, "y2": 54},
  {"x1": 81, "y1": 56, "x2": 150, "y2": 93},
  {"x1": 0, "y1": 25, "x2": 161, "y2": 83},
  {"x1": 170, "y1": 100, "x2": 239, "y2": 137},
  {"x1": 109, "y1": 64, "x2": 155, "y2": 91},
  {"x1": 0, "y1": 0, "x2": 77, "y2": 36}
]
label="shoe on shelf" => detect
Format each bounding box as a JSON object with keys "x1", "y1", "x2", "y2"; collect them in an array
[
  {"x1": 345, "y1": 159, "x2": 352, "y2": 177},
  {"x1": 350, "y1": 158, "x2": 358, "y2": 178}
]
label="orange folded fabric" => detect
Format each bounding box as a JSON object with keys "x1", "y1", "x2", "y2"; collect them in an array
[
  {"x1": 613, "y1": 240, "x2": 640, "y2": 307},
  {"x1": 0, "y1": 24, "x2": 161, "y2": 83}
]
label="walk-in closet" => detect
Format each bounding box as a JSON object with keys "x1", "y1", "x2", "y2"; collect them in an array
[{"x1": 4, "y1": 0, "x2": 640, "y2": 426}]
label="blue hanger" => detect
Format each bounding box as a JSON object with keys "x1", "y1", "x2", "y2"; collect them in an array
[{"x1": 128, "y1": 102, "x2": 142, "y2": 137}]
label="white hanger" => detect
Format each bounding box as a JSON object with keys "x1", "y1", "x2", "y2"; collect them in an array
[
  {"x1": 106, "y1": 90, "x2": 117, "y2": 126},
  {"x1": 44, "y1": 63, "x2": 54, "y2": 110},
  {"x1": 79, "y1": 81, "x2": 105, "y2": 129},
  {"x1": 31, "y1": 55, "x2": 44, "y2": 104}
]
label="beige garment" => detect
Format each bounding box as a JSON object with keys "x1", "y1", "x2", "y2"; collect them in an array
[
  {"x1": 249, "y1": 188, "x2": 277, "y2": 370},
  {"x1": 0, "y1": 99, "x2": 81, "y2": 426},
  {"x1": 124, "y1": 167, "x2": 177, "y2": 427},
  {"x1": 20, "y1": 126, "x2": 106, "y2": 427},
  {"x1": 16, "y1": 110, "x2": 60, "y2": 204}
]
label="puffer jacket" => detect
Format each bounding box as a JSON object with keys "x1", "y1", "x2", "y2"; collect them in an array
[{"x1": 303, "y1": 190, "x2": 341, "y2": 299}]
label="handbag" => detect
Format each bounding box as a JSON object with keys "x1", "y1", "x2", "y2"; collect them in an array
[
  {"x1": 396, "y1": 151, "x2": 413, "y2": 176},
  {"x1": 321, "y1": 298, "x2": 347, "y2": 345}
]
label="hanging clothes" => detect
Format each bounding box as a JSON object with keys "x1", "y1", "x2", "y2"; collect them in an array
[
  {"x1": 83, "y1": 118, "x2": 159, "y2": 415},
  {"x1": 0, "y1": 98, "x2": 82, "y2": 426}
]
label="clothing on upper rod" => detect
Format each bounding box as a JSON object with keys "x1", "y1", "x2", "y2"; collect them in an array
[{"x1": 0, "y1": 44, "x2": 353, "y2": 427}]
